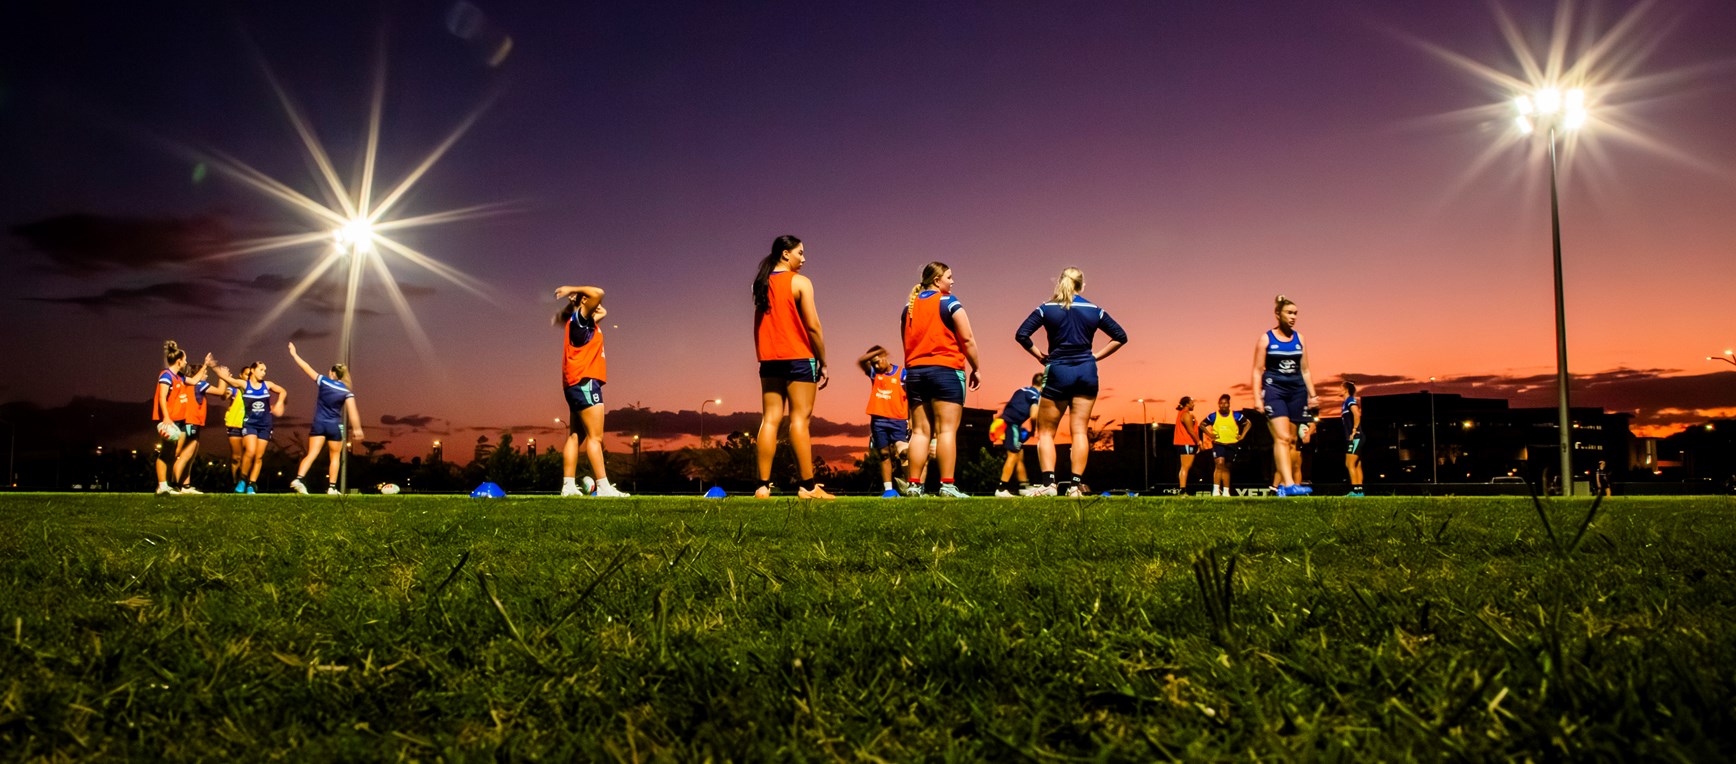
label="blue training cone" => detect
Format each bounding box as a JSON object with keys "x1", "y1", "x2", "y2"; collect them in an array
[
  {"x1": 703, "y1": 486, "x2": 728, "y2": 499},
  {"x1": 470, "y1": 481, "x2": 506, "y2": 499}
]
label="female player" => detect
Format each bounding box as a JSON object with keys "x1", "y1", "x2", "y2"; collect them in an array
[
  {"x1": 222, "y1": 363, "x2": 255, "y2": 485},
  {"x1": 553, "y1": 285, "x2": 629, "y2": 497},
  {"x1": 857, "y1": 345, "x2": 909, "y2": 498},
  {"x1": 1016, "y1": 267, "x2": 1128, "y2": 496},
  {"x1": 287, "y1": 342, "x2": 365, "y2": 495},
  {"x1": 751, "y1": 236, "x2": 832, "y2": 500},
  {"x1": 991, "y1": 373, "x2": 1043, "y2": 497},
  {"x1": 151, "y1": 341, "x2": 189, "y2": 495},
  {"x1": 1253, "y1": 294, "x2": 1317, "y2": 496},
  {"x1": 1201, "y1": 394, "x2": 1250, "y2": 497},
  {"x1": 1342, "y1": 380, "x2": 1364, "y2": 497},
  {"x1": 169, "y1": 353, "x2": 217, "y2": 494},
  {"x1": 1173, "y1": 396, "x2": 1201, "y2": 494},
  {"x1": 900, "y1": 261, "x2": 982, "y2": 498},
  {"x1": 214, "y1": 360, "x2": 286, "y2": 493}
]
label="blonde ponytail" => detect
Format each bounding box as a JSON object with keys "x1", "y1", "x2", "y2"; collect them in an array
[
  {"x1": 1274, "y1": 294, "x2": 1296, "y2": 314},
  {"x1": 906, "y1": 261, "x2": 951, "y2": 324},
  {"x1": 1051, "y1": 267, "x2": 1084, "y2": 308}
]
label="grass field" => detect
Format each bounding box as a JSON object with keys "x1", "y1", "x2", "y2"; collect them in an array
[{"x1": 2, "y1": 493, "x2": 1734, "y2": 760}]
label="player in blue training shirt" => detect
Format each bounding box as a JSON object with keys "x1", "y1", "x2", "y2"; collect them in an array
[
  {"x1": 1253, "y1": 294, "x2": 1318, "y2": 496},
  {"x1": 1341, "y1": 380, "x2": 1364, "y2": 497},
  {"x1": 286, "y1": 342, "x2": 365, "y2": 495},
  {"x1": 991, "y1": 372, "x2": 1044, "y2": 497},
  {"x1": 1015, "y1": 267, "x2": 1128, "y2": 496},
  {"x1": 214, "y1": 360, "x2": 287, "y2": 494}
]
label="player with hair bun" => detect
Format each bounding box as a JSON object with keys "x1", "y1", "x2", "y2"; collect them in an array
[
  {"x1": 169, "y1": 352, "x2": 217, "y2": 494},
  {"x1": 287, "y1": 342, "x2": 365, "y2": 496},
  {"x1": 213, "y1": 359, "x2": 286, "y2": 493},
  {"x1": 151, "y1": 340, "x2": 189, "y2": 495},
  {"x1": 1253, "y1": 294, "x2": 1317, "y2": 496},
  {"x1": 1173, "y1": 396, "x2": 1201, "y2": 494}
]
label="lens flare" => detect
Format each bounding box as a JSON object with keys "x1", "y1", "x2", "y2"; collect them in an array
[{"x1": 183, "y1": 33, "x2": 512, "y2": 362}]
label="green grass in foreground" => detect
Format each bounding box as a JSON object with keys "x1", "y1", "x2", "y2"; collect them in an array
[{"x1": 2, "y1": 494, "x2": 1734, "y2": 760}]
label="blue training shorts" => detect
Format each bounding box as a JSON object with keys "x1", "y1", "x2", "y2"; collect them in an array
[
  {"x1": 1346, "y1": 433, "x2": 1364, "y2": 456},
  {"x1": 905, "y1": 365, "x2": 966, "y2": 406},
  {"x1": 1262, "y1": 382, "x2": 1307, "y2": 421},
  {"x1": 565, "y1": 379, "x2": 604, "y2": 420},
  {"x1": 243, "y1": 423, "x2": 273, "y2": 440},
  {"x1": 1212, "y1": 442, "x2": 1238, "y2": 460},
  {"x1": 1041, "y1": 360, "x2": 1099, "y2": 401},
  {"x1": 759, "y1": 359, "x2": 821, "y2": 384},
  {"x1": 869, "y1": 416, "x2": 909, "y2": 450},
  {"x1": 310, "y1": 420, "x2": 344, "y2": 440},
  {"x1": 1003, "y1": 424, "x2": 1027, "y2": 454}
]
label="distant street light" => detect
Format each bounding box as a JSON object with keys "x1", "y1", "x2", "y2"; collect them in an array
[
  {"x1": 1709, "y1": 350, "x2": 1736, "y2": 368},
  {"x1": 1514, "y1": 86, "x2": 1589, "y2": 495},
  {"x1": 699, "y1": 398, "x2": 722, "y2": 445}
]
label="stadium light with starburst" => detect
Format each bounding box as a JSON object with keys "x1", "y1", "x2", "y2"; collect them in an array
[{"x1": 187, "y1": 42, "x2": 512, "y2": 368}]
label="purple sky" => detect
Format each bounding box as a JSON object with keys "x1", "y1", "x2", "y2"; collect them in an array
[{"x1": 4, "y1": 0, "x2": 1736, "y2": 459}]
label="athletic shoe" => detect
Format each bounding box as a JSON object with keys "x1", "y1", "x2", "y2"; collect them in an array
[
  {"x1": 938, "y1": 483, "x2": 969, "y2": 499},
  {"x1": 1065, "y1": 484, "x2": 1087, "y2": 498},
  {"x1": 880, "y1": 489, "x2": 901, "y2": 498},
  {"x1": 245, "y1": 484, "x2": 257, "y2": 495},
  {"x1": 290, "y1": 478, "x2": 308, "y2": 495},
  {"x1": 797, "y1": 483, "x2": 835, "y2": 500},
  {"x1": 594, "y1": 482, "x2": 631, "y2": 498},
  {"x1": 155, "y1": 483, "x2": 174, "y2": 496},
  {"x1": 582, "y1": 476, "x2": 596, "y2": 495},
  {"x1": 327, "y1": 487, "x2": 342, "y2": 496},
  {"x1": 902, "y1": 484, "x2": 927, "y2": 498},
  {"x1": 993, "y1": 489, "x2": 1015, "y2": 498},
  {"x1": 1345, "y1": 490, "x2": 1364, "y2": 497},
  {"x1": 892, "y1": 476, "x2": 909, "y2": 495},
  {"x1": 753, "y1": 485, "x2": 773, "y2": 499},
  {"x1": 1292, "y1": 485, "x2": 1313, "y2": 496},
  {"x1": 234, "y1": 481, "x2": 247, "y2": 494},
  {"x1": 1021, "y1": 483, "x2": 1058, "y2": 497},
  {"x1": 178, "y1": 486, "x2": 203, "y2": 495},
  {"x1": 560, "y1": 483, "x2": 584, "y2": 497}
]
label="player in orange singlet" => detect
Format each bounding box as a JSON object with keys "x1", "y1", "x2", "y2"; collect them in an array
[
  {"x1": 857, "y1": 344, "x2": 909, "y2": 498},
  {"x1": 151, "y1": 341, "x2": 189, "y2": 495},
  {"x1": 554, "y1": 284, "x2": 629, "y2": 497},
  {"x1": 899, "y1": 261, "x2": 982, "y2": 498},
  {"x1": 1173, "y1": 396, "x2": 1200, "y2": 495},
  {"x1": 751, "y1": 235, "x2": 833, "y2": 499}
]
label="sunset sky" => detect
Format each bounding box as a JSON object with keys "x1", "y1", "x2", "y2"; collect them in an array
[{"x1": 4, "y1": 0, "x2": 1735, "y2": 462}]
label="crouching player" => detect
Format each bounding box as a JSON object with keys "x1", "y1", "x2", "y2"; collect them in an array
[
  {"x1": 994, "y1": 373, "x2": 1043, "y2": 497},
  {"x1": 858, "y1": 345, "x2": 910, "y2": 498}
]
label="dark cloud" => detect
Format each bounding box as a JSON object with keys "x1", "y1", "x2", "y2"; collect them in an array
[
  {"x1": 380, "y1": 414, "x2": 438, "y2": 430},
  {"x1": 289, "y1": 327, "x2": 331, "y2": 341},
  {"x1": 11, "y1": 213, "x2": 231, "y2": 274},
  {"x1": 28, "y1": 280, "x2": 230, "y2": 312}
]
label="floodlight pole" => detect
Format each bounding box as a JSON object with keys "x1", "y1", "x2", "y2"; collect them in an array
[
  {"x1": 337, "y1": 246, "x2": 365, "y2": 496},
  {"x1": 1546, "y1": 125, "x2": 1574, "y2": 496}
]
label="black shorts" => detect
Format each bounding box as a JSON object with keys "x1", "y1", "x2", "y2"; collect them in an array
[
  {"x1": 564, "y1": 379, "x2": 604, "y2": 421},
  {"x1": 1174, "y1": 444, "x2": 1198, "y2": 456},
  {"x1": 759, "y1": 359, "x2": 821, "y2": 384},
  {"x1": 181, "y1": 423, "x2": 201, "y2": 440},
  {"x1": 905, "y1": 365, "x2": 966, "y2": 406},
  {"x1": 1212, "y1": 442, "x2": 1238, "y2": 460}
]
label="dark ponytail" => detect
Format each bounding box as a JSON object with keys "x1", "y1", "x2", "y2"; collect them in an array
[
  {"x1": 752, "y1": 235, "x2": 802, "y2": 315},
  {"x1": 1344, "y1": 380, "x2": 1357, "y2": 396}
]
